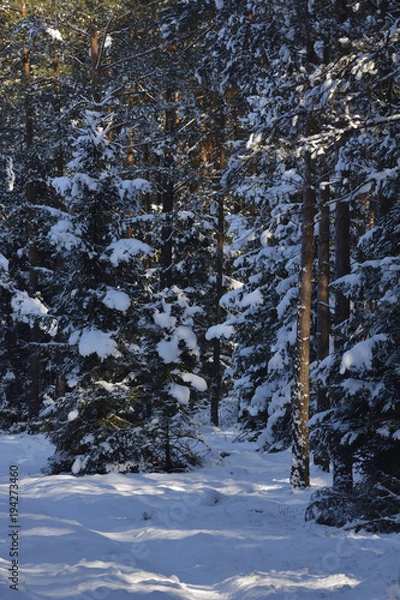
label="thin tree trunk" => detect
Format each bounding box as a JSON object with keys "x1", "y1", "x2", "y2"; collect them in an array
[
  {"x1": 291, "y1": 144, "x2": 315, "y2": 489},
  {"x1": 211, "y1": 193, "x2": 224, "y2": 426},
  {"x1": 333, "y1": 197, "x2": 353, "y2": 491},
  {"x1": 314, "y1": 174, "x2": 331, "y2": 471},
  {"x1": 210, "y1": 101, "x2": 226, "y2": 427},
  {"x1": 23, "y1": 37, "x2": 41, "y2": 418},
  {"x1": 160, "y1": 88, "x2": 177, "y2": 289},
  {"x1": 90, "y1": 23, "x2": 101, "y2": 104}
]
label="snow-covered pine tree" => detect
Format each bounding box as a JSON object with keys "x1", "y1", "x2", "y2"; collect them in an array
[
  {"x1": 307, "y1": 0, "x2": 400, "y2": 527},
  {"x1": 136, "y1": 286, "x2": 208, "y2": 471},
  {"x1": 0, "y1": 2, "x2": 69, "y2": 422},
  {"x1": 44, "y1": 105, "x2": 154, "y2": 474}
]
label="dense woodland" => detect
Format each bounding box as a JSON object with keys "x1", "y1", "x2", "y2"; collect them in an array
[{"x1": 0, "y1": 0, "x2": 399, "y2": 531}]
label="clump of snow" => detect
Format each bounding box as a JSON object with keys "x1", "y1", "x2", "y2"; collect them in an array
[
  {"x1": 71, "y1": 455, "x2": 88, "y2": 475},
  {"x1": 46, "y1": 27, "x2": 63, "y2": 41},
  {"x1": 206, "y1": 324, "x2": 234, "y2": 340},
  {"x1": 6, "y1": 156, "x2": 15, "y2": 191},
  {"x1": 48, "y1": 220, "x2": 81, "y2": 251},
  {"x1": 156, "y1": 338, "x2": 180, "y2": 364},
  {"x1": 181, "y1": 372, "x2": 208, "y2": 392},
  {"x1": 340, "y1": 334, "x2": 387, "y2": 374},
  {"x1": 168, "y1": 382, "x2": 190, "y2": 405},
  {"x1": 77, "y1": 328, "x2": 120, "y2": 360},
  {"x1": 67, "y1": 409, "x2": 79, "y2": 422},
  {"x1": 11, "y1": 291, "x2": 48, "y2": 322},
  {"x1": 153, "y1": 309, "x2": 176, "y2": 329},
  {"x1": 102, "y1": 289, "x2": 131, "y2": 312},
  {"x1": 104, "y1": 238, "x2": 153, "y2": 266},
  {"x1": 215, "y1": 0, "x2": 224, "y2": 9},
  {"x1": 119, "y1": 178, "x2": 151, "y2": 200}
]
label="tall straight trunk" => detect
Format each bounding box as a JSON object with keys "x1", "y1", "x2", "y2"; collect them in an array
[
  {"x1": 160, "y1": 88, "x2": 177, "y2": 289},
  {"x1": 333, "y1": 197, "x2": 353, "y2": 491},
  {"x1": 291, "y1": 145, "x2": 315, "y2": 489},
  {"x1": 314, "y1": 175, "x2": 331, "y2": 471},
  {"x1": 23, "y1": 36, "x2": 40, "y2": 417},
  {"x1": 90, "y1": 23, "x2": 101, "y2": 104},
  {"x1": 210, "y1": 100, "x2": 226, "y2": 427},
  {"x1": 211, "y1": 193, "x2": 224, "y2": 426}
]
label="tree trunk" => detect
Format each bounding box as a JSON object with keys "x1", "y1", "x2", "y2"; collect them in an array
[
  {"x1": 314, "y1": 174, "x2": 331, "y2": 471},
  {"x1": 333, "y1": 197, "x2": 353, "y2": 491},
  {"x1": 291, "y1": 143, "x2": 315, "y2": 489},
  {"x1": 22, "y1": 39, "x2": 41, "y2": 418},
  {"x1": 211, "y1": 193, "x2": 224, "y2": 426},
  {"x1": 90, "y1": 23, "x2": 101, "y2": 104},
  {"x1": 210, "y1": 100, "x2": 226, "y2": 427},
  {"x1": 160, "y1": 89, "x2": 177, "y2": 289}
]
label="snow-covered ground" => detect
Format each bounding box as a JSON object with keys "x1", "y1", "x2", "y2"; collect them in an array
[{"x1": 0, "y1": 427, "x2": 399, "y2": 599}]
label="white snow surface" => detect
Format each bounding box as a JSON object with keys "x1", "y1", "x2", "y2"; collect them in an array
[
  {"x1": 168, "y1": 382, "x2": 191, "y2": 405},
  {"x1": 340, "y1": 334, "x2": 387, "y2": 374},
  {"x1": 11, "y1": 291, "x2": 48, "y2": 322},
  {"x1": 77, "y1": 328, "x2": 120, "y2": 360},
  {"x1": 180, "y1": 373, "x2": 208, "y2": 392},
  {"x1": 1, "y1": 428, "x2": 399, "y2": 599},
  {"x1": 102, "y1": 289, "x2": 131, "y2": 312},
  {"x1": 104, "y1": 238, "x2": 153, "y2": 266},
  {"x1": 205, "y1": 324, "x2": 234, "y2": 341}
]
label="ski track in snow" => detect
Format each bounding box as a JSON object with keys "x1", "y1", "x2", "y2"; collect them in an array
[{"x1": 0, "y1": 428, "x2": 399, "y2": 599}]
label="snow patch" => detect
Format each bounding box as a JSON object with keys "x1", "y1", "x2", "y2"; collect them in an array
[
  {"x1": 206, "y1": 324, "x2": 234, "y2": 340},
  {"x1": 48, "y1": 220, "x2": 81, "y2": 251},
  {"x1": 168, "y1": 383, "x2": 190, "y2": 405},
  {"x1": 104, "y1": 238, "x2": 153, "y2": 266},
  {"x1": 119, "y1": 178, "x2": 151, "y2": 199},
  {"x1": 46, "y1": 27, "x2": 63, "y2": 41},
  {"x1": 157, "y1": 338, "x2": 180, "y2": 364},
  {"x1": 78, "y1": 329, "x2": 120, "y2": 360},
  {"x1": 67, "y1": 409, "x2": 79, "y2": 422},
  {"x1": 102, "y1": 289, "x2": 131, "y2": 312},
  {"x1": 340, "y1": 334, "x2": 387, "y2": 374},
  {"x1": 181, "y1": 373, "x2": 208, "y2": 392},
  {"x1": 153, "y1": 309, "x2": 176, "y2": 329},
  {"x1": 11, "y1": 291, "x2": 48, "y2": 322}
]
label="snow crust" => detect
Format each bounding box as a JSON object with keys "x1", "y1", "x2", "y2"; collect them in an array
[{"x1": 0, "y1": 429, "x2": 399, "y2": 599}]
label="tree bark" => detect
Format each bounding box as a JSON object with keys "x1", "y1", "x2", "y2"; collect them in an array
[
  {"x1": 291, "y1": 145, "x2": 315, "y2": 488},
  {"x1": 90, "y1": 23, "x2": 101, "y2": 104},
  {"x1": 314, "y1": 174, "x2": 331, "y2": 471},
  {"x1": 22, "y1": 38, "x2": 41, "y2": 418},
  {"x1": 160, "y1": 89, "x2": 177, "y2": 289},
  {"x1": 210, "y1": 100, "x2": 226, "y2": 427},
  {"x1": 333, "y1": 197, "x2": 353, "y2": 491}
]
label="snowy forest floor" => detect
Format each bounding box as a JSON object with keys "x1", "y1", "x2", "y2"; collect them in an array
[{"x1": 0, "y1": 426, "x2": 399, "y2": 600}]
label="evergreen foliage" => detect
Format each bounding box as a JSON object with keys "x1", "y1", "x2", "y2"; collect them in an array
[{"x1": 0, "y1": 0, "x2": 399, "y2": 525}]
